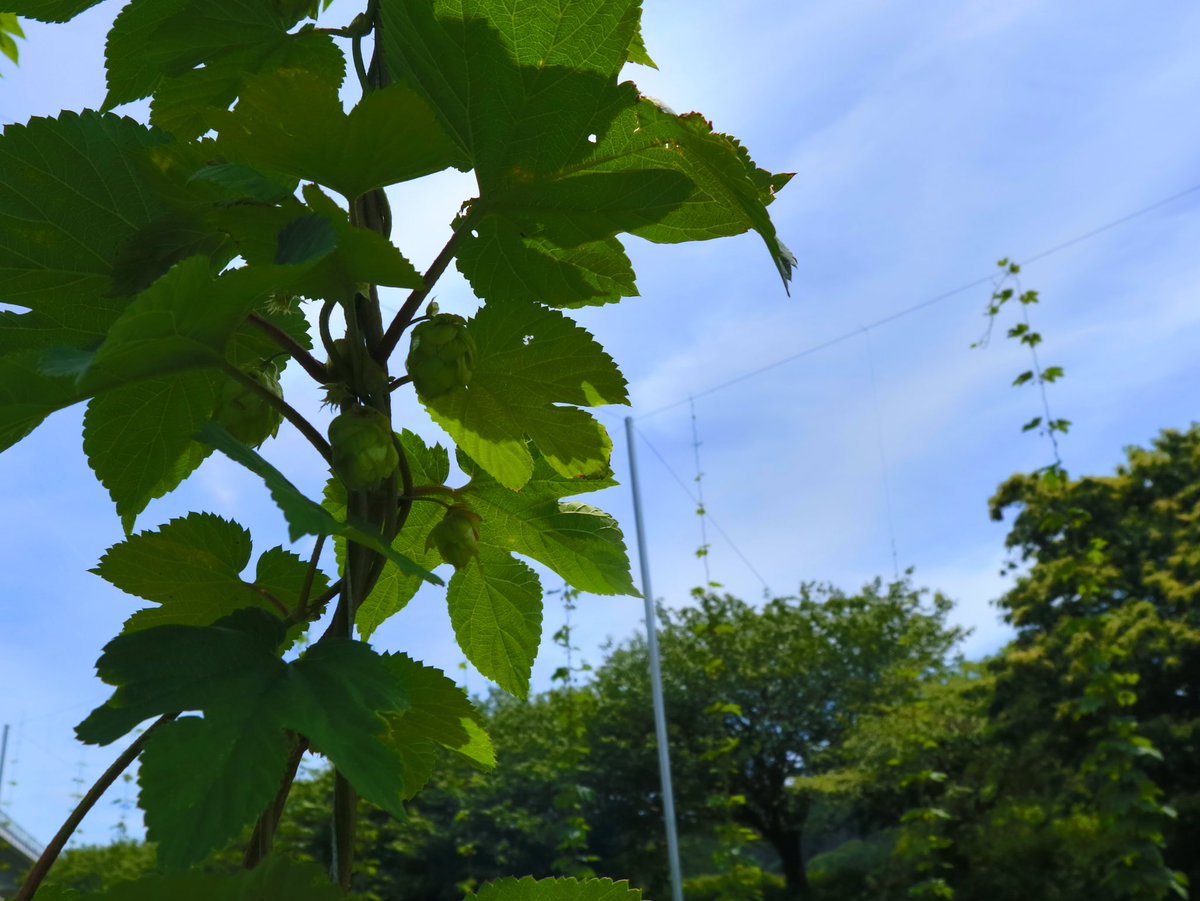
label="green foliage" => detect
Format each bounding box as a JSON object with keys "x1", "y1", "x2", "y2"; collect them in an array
[{"x1": 0, "y1": 0, "x2": 791, "y2": 895}]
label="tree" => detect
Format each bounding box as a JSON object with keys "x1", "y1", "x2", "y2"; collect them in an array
[
  {"x1": 584, "y1": 580, "x2": 965, "y2": 898},
  {"x1": 987, "y1": 426, "x2": 1199, "y2": 898},
  {"x1": 0, "y1": 0, "x2": 791, "y2": 896}
]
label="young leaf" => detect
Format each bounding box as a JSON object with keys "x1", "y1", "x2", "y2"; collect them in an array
[
  {"x1": 471, "y1": 877, "x2": 643, "y2": 901},
  {"x1": 421, "y1": 300, "x2": 628, "y2": 490},
  {"x1": 215, "y1": 68, "x2": 466, "y2": 200}
]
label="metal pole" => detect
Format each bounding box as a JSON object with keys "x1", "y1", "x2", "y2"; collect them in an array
[
  {"x1": 624, "y1": 416, "x2": 685, "y2": 901},
  {"x1": 0, "y1": 723, "x2": 9, "y2": 810}
]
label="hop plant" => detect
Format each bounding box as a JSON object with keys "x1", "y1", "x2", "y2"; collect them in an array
[
  {"x1": 328, "y1": 405, "x2": 399, "y2": 490},
  {"x1": 426, "y1": 505, "x2": 482, "y2": 569},
  {"x1": 406, "y1": 314, "x2": 477, "y2": 399},
  {"x1": 213, "y1": 364, "x2": 283, "y2": 448}
]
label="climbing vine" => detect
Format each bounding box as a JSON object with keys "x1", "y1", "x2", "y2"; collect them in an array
[{"x1": 0, "y1": 0, "x2": 791, "y2": 896}]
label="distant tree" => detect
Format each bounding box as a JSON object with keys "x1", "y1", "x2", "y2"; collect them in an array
[{"x1": 584, "y1": 580, "x2": 965, "y2": 899}]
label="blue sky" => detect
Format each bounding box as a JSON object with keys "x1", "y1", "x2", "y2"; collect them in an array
[{"x1": 2, "y1": 0, "x2": 1200, "y2": 849}]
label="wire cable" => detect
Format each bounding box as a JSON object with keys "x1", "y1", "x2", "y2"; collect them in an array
[
  {"x1": 634, "y1": 425, "x2": 772, "y2": 594},
  {"x1": 637, "y1": 181, "x2": 1200, "y2": 420}
]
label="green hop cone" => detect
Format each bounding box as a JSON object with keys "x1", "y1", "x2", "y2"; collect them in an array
[
  {"x1": 328, "y1": 405, "x2": 399, "y2": 490},
  {"x1": 213, "y1": 365, "x2": 283, "y2": 448},
  {"x1": 406, "y1": 314, "x2": 477, "y2": 399},
  {"x1": 425, "y1": 505, "x2": 481, "y2": 569}
]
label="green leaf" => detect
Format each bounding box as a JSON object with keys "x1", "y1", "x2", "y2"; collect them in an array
[
  {"x1": 0, "y1": 350, "x2": 83, "y2": 451},
  {"x1": 472, "y1": 877, "x2": 643, "y2": 901},
  {"x1": 93, "y1": 512, "x2": 308, "y2": 630},
  {"x1": 0, "y1": 13, "x2": 23, "y2": 65},
  {"x1": 448, "y1": 549, "x2": 542, "y2": 697},
  {"x1": 1, "y1": 0, "x2": 100, "y2": 22},
  {"x1": 422, "y1": 300, "x2": 627, "y2": 490},
  {"x1": 75, "y1": 258, "x2": 277, "y2": 393},
  {"x1": 35, "y1": 856, "x2": 345, "y2": 900},
  {"x1": 0, "y1": 112, "x2": 173, "y2": 316},
  {"x1": 586, "y1": 94, "x2": 795, "y2": 287},
  {"x1": 82, "y1": 372, "x2": 220, "y2": 529},
  {"x1": 381, "y1": 0, "x2": 644, "y2": 181},
  {"x1": 150, "y1": 30, "x2": 346, "y2": 140},
  {"x1": 459, "y1": 451, "x2": 637, "y2": 597},
  {"x1": 386, "y1": 654, "x2": 495, "y2": 769},
  {"x1": 274, "y1": 215, "x2": 338, "y2": 266},
  {"x1": 458, "y1": 219, "x2": 638, "y2": 307},
  {"x1": 77, "y1": 610, "x2": 414, "y2": 867},
  {"x1": 215, "y1": 68, "x2": 465, "y2": 200},
  {"x1": 197, "y1": 422, "x2": 442, "y2": 586},
  {"x1": 103, "y1": 0, "x2": 297, "y2": 109}
]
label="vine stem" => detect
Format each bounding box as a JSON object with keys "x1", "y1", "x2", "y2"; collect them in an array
[
  {"x1": 15, "y1": 715, "x2": 176, "y2": 901},
  {"x1": 247, "y1": 313, "x2": 328, "y2": 384},
  {"x1": 376, "y1": 210, "x2": 479, "y2": 362},
  {"x1": 219, "y1": 362, "x2": 332, "y2": 463}
]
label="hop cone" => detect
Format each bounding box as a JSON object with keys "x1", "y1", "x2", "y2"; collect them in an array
[
  {"x1": 426, "y1": 506, "x2": 481, "y2": 569},
  {"x1": 328, "y1": 405, "x2": 399, "y2": 490},
  {"x1": 213, "y1": 365, "x2": 283, "y2": 448},
  {"x1": 406, "y1": 314, "x2": 477, "y2": 399}
]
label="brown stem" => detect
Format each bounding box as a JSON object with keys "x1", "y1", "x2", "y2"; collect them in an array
[
  {"x1": 248, "y1": 313, "x2": 329, "y2": 384},
  {"x1": 247, "y1": 584, "x2": 290, "y2": 617},
  {"x1": 220, "y1": 362, "x2": 332, "y2": 463},
  {"x1": 376, "y1": 210, "x2": 479, "y2": 362},
  {"x1": 244, "y1": 735, "x2": 309, "y2": 870},
  {"x1": 16, "y1": 715, "x2": 176, "y2": 901}
]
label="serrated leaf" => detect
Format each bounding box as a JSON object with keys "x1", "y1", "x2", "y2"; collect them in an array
[
  {"x1": 422, "y1": 301, "x2": 627, "y2": 489},
  {"x1": 82, "y1": 372, "x2": 220, "y2": 528},
  {"x1": 386, "y1": 654, "x2": 495, "y2": 769},
  {"x1": 460, "y1": 452, "x2": 637, "y2": 597},
  {"x1": 103, "y1": 0, "x2": 296, "y2": 109},
  {"x1": 381, "y1": 0, "x2": 644, "y2": 181},
  {"x1": 198, "y1": 422, "x2": 441, "y2": 586},
  {"x1": 586, "y1": 93, "x2": 795, "y2": 288},
  {"x1": 150, "y1": 30, "x2": 346, "y2": 140},
  {"x1": 216, "y1": 68, "x2": 465, "y2": 200},
  {"x1": 0, "y1": 350, "x2": 83, "y2": 451},
  {"x1": 254, "y1": 545, "x2": 329, "y2": 612},
  {"x1": 77, "y1": 610, "x2": 414, "y2": 867},
  {"x1": 374, "y1": 654, "x2": 495, "y2": 796},
  {"x1": 34, "y1": 856, "x2": 344, "y2": 900},
  {"x1": 472, "y1": 877, "x2": 643, "y2": 901},
  {"x1": 0, "y1": 112, "x2": 173, "y2": 315},
  {"x1": 1, "y1": 0, "x2": 99, "y2": 22},
  {"x1": 95, "y1": 512, "x2": 304, "y2": 630},
  {"x1": 275, "y1": 215, "x2": 338, "y2": 266},
  {"x1": 77, "y1": 258, "x2": 276, "y2": 393},
  {"x1": 458, "y1": 218, "x2": 637, "y2": 308},
  {"x1": 448, "y1": 549, "x2": 542, "y2": 697}
]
